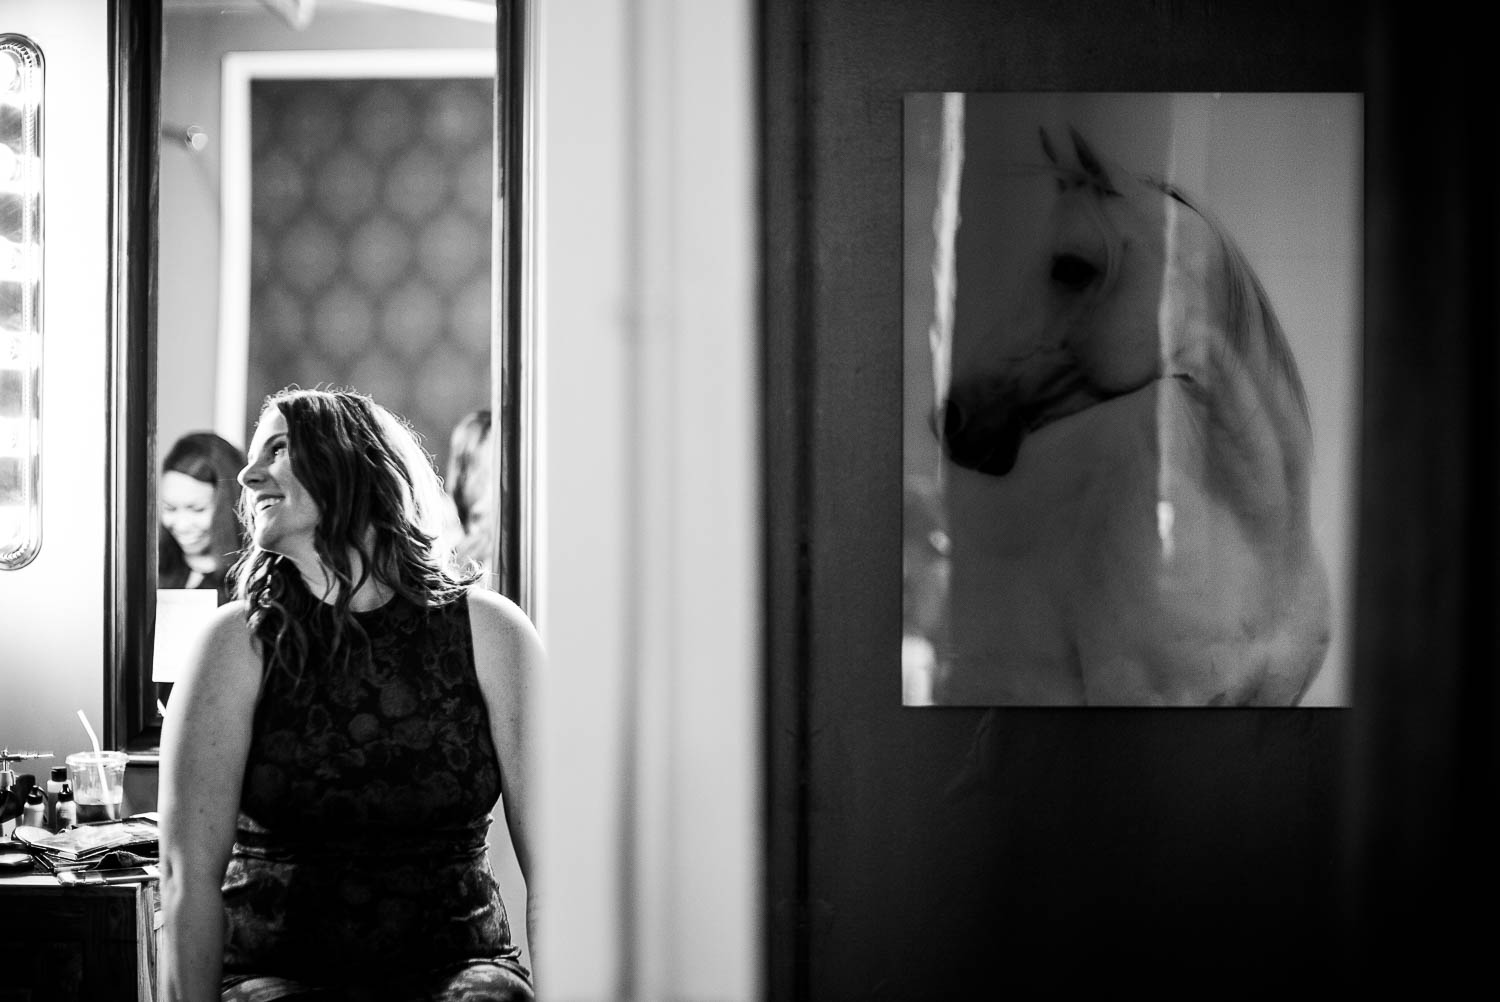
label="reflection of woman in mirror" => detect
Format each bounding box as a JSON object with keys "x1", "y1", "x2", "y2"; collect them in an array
[
  {"x1": 158, "y1": 431, "x2": 248, "y2": 603},
  {"x1": 447, "y1": 408, "x2": 498, "y2": 574},
  {"x1": 158, "y1": 388, "x2": 539, "y2": 1002}
]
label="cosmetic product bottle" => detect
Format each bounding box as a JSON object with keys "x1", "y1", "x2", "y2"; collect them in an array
[
  {"x1": 0, "y1": 762, "x2": 13, "y2": 838},
  {"x1": 22, "y1": 785, "x2": 45, "y2": 828},
  {"x1": 46, "y1": 766, "x2": 65, "y2": 831},
  {"x1": 55, "y1": 782, "x2": 75, "y2": 830},
  {"x1": 0, "y1": 770, "x2": 31, "y2": 838}
]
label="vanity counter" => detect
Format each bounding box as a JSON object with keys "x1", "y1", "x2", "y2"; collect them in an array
[{"x1": 0, "y1": 868, "x2": 159, "y2": 1001}]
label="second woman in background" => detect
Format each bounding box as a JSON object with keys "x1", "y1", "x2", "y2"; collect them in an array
[
  {"x1": 158, "y1": 431, "x2": 248, "y2": 604},
  {"x1": 448, "y1": 408, "x2": 499, "y2": 576}
]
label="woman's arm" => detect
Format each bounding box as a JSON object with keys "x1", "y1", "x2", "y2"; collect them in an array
[
  {"x1": 157, "y1": 600, "x2": 262, "y2": 1002},
  {"x1": 467, "y1": 586, "x2": 544, "y2": 978}
]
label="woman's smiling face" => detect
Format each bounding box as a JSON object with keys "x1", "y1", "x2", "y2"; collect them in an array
[
  {"x1": 159, "y1": 471, "x2": 216, "y2": 557},
  {"x1": 238, "y1": 407, "x2": 320, "y2": 561}
]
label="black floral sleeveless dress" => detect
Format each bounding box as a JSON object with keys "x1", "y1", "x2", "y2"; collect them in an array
[{"x1": 220, "y1": 593, "x2": 532, "y2": 1002}]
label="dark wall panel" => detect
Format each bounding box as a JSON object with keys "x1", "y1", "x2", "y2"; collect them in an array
[{"x1": 763, "y1": 2, "x2": 1371, "y2": 997}]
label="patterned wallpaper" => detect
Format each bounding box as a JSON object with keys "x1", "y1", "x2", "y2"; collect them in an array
[{"x1": 247, "y1": 77, "x2": 492, "y2": 475}]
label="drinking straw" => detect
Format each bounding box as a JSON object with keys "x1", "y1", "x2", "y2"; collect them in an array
[{"x1": 75, "y1": 710, "x2": 116, "y2": 816}]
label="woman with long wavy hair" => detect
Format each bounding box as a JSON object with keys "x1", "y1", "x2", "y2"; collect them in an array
[{"x1": 158, "y1": 387, "x2": 539, "y2": 1001}]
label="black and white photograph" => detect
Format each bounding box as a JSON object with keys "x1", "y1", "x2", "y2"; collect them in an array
[
  {"x1": 2, "y1": 1, "x2": 1492, "y2": 997},
  {"x1": 904, "y1": 92, "x2": 1361, "y2": 707}
]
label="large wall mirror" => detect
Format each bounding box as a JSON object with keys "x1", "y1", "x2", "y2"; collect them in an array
[{"x1": 108, "y1": 0, "x2": 531, "y2": 753}]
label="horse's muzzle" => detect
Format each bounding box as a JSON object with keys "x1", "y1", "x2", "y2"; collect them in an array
[{"x1": 938, "y1": 388, "x2": 1027, "y2": 476}]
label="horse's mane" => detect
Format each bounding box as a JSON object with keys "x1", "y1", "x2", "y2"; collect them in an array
[{"x1": 1143, "y1": 176, "x2": 1312, "y2": 427}]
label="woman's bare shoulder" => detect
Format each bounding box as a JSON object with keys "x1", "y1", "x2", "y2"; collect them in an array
[
  {"x1": 189, "y1": 600, "x2": 261, "y2": 683},
  {"x1": 465, "y1": 586, "x2": 543, "y2": 669},
  {"x1": 162, "y1": 601, "x2": 261, "y2": 741},
  {"x1": 465, "y1": 586, "x2": 538, "y2": 638},
  {"x1": 201, "y1": 598, "x2": 252, "y2": 638}
]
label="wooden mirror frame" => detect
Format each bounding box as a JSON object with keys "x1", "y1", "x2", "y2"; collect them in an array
[
  {"x1": 105, "y1": 0, "x2": 159, "y2": 756},
  {"x1": 105, "y1": 0, "x2": 534, "y2": 754}
]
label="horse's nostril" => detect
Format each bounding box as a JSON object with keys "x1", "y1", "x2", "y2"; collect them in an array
[
  {"x1": 939, "y1": 390, "x2": 1025, "y2": 477},
  {"x1": 1050, "y1": 253, "x2": 1099, "y2": 290},
  {"x1": 941, "y1": 399, "x2": 967, "y2": 442}
]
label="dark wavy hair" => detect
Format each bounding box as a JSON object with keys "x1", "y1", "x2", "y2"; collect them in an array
[
  {"x1": 158, "y1": 432, "x2": 248, "y2": 589},
  {"x1": 233, "y1": 387, "x2": 478, "y2": 681}
]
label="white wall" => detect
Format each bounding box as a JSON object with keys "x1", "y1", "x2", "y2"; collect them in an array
[
  {"x1": 535, "y1": 1, "x2": 761, "y2": 999},
  {"x1": 0, "y1": 1, "x2": 111, "y2": 790}
]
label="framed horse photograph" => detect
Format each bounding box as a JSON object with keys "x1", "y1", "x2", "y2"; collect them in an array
[{"x1": 902, "y1": 92, "x2": 1361, "y2": 708}]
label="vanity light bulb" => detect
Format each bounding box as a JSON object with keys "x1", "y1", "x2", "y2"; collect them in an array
[
  {"x1": 0, "y1": 52, "x2": 19, "y2": 93},
  {"x1": 0, "y1": 239, "x2": 23, "y2": 277},
  {"x1": 0, "y1": 507, "x2": 21, "y2": 553},
  {"x1": 0, "y1": 33, "x2": 40, "y2": 573}
]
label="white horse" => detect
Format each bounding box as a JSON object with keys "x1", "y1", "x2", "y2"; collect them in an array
[{"x1": 935, "y1": 126, "x2": 1330, "y2": 706}]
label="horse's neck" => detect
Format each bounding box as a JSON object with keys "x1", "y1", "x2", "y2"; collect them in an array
[
  {"x1": 942, "y1": 377, "x2": 1325, "y2": 706},
  {"x1": 942, "y1": 388, "x2": 1160, "y2": 704},
  {"x1": 945, "y1": 386, "x2": 1160, "y2": 564},
  {"x1": 1158, "y1": 218, "x2": 1315, "y2": 533}
]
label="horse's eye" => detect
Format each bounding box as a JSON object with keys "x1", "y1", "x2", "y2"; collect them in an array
[{"x1": 1050, "y1": 253, "x2": 1100, "y2": 290}]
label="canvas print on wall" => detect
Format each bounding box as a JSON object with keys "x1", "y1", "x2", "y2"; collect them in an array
[{"x1": 903, "y1": 92, "x2": 1360, "y2": 707}]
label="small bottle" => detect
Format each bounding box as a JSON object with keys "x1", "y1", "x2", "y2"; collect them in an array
[
  {"x1": 21, "y1": 786, "x2": 45, "y2": 829},
  {"x1": 0, "y1": 763, "x2": 12, "y2": 838},
  {"x1": 55, "y1": 782, "x2": 75, "y2": 830},
  {"x1": 46, "y1": 766, "x2": 66, "y2": 831}
]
